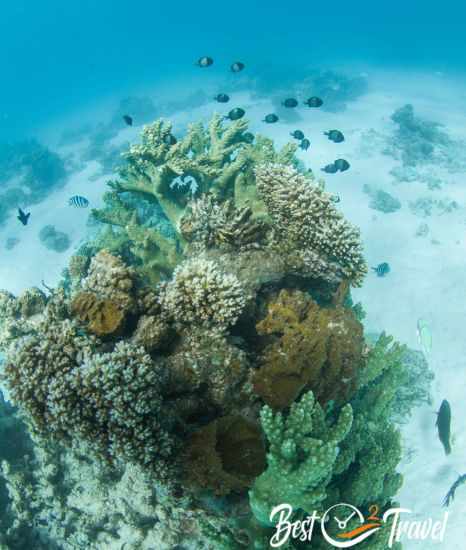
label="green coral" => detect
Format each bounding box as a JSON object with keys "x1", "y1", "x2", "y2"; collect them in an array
[{"x1": 249, "y1": 391, "x2": 353, "y2": 525}]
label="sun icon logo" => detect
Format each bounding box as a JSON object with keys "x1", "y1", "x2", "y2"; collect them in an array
[{"x1": 321, "y1": 503, "x2": 383, "y2": 548}]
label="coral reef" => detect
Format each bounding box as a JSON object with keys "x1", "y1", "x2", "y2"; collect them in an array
[
  {"x1": 363, "y1": 184, "x2": 401, "y2": 213},
  {"x1": 0, "y1": 113, "x2": 431, "y2": 549},
  {"x1": 409, "y1": 196, "x2": 458, "y2": 217},
  {"x1": 38, "y1": 224, "x2": 71, "y2": 253}
]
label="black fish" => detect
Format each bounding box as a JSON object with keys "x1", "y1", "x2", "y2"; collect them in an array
[
  {"x1": 163, "y1": 134, "x2": 177, "y2": 146},
  {"x1": 443, "y1": 473, "x2": 466, "y2": 507},
  {"x1": 214, "y1": 93, "x2": 230, "y2": 103},
  {"x1": 17, "y1": 207, "x2": 30, "y2": 226},
  {"x1": 123, "y1": 115, "x2": 133, "y2": 126},
  {"x1": 371, "y1": 262, "x2": 390, "y2": 277},
  {"x1": 231, "y1": 61, "x2": 245, "y2": 72},
  {"x1": 325, "y1": 129, "x2": 345, "y2": 143},
  {"x1": 196, "y1": 56, "x2": 213, "y2": 67},
  {"x1": 282, "y1": 98, "x2": 298, "y2": 108},
  {"x1": 300, "y1": 138, "x2": 310, "y2": 151},
  {"x1": 334, "y1": 158, "x2": 350, "y2": 172},
  {"x1": 225, "y1": 108, "x2": 245, "y2": 121},
  {"x1": 290, "y1": 130, "x2": 304, "y2": 140},
  {"x1": 322, "y1": 163, "x2": 338, "y2": 174},
  {"x1": 304, "y1": 96, "x2": 323, "y2": 108},
  {"x1": 436, "y1": 399, "x2": 451, "y2": 455},
  {"x1": 263, "y1": 114, "x2": 279, "y2": 123},
  {"x1": 242, "y1": 132, "x2": 255, "y2": 144}
]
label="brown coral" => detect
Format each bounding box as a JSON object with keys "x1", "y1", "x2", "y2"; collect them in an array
[
  {"x1": 183, "y1": 415, "x2": 266, "y2": 495},
  {"x1": 70, "y1": 291, "x2": 126, "y2": 337},
  {"x1": 252, "y1": 289, "x2": 364, "y2": 409}
]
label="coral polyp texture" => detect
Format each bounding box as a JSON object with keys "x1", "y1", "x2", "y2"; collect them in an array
[{"x1": 0, "y1": 115, "x2": 431, "y2": 549}]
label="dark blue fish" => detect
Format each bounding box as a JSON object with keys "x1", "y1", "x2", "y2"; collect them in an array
[
  {"x1": 290, "y1": 130, "x2": 305, "y2": 140},
  {"x1": 231, "y1": 61, "x2": 245, "y2": 72},
  {"x1": 242, "y1": 132, "x2": 255, "y2": 144},
  {"x1": 304, "y1": 96, "x2": 323, "y2": 108},
  {"x1": 282, "y1": 98, "x2": 298, "y2": 108},
  {"x1": 322, "y1": 163, "x2": 338, "y2": 174},
  {"x1": 371, "y1": 262, "x2": 390, "y2": 277},
  {"x1": 225, "y1": 108, "x2": 245, "y2": 121},
  {"x1": 263, "y1": 114, "x2": 279, "y2": 123},
  {"x1": 196, "y1": 56, "x2": 213, "y2": 67},
  {"x1": 300, "y1": 138, "x2": 310, "y2": 151},
  {"x1": 68, "y1": 195, "x2": 89, "y2": 208},
  {"x1": 334, "y1": 158, "x2": 350, "y2": 172},
  {"x1": 17, "y1": 207, "x2": 30, "y2": 226},
  {"x1": 443, "y1": 473, "x2": 466, "y2": 507},
  {"x1": 163, "y1": 134, "x2": 177, "y2": 145},
  {"x1": 436, "y1": 399, "x2": 451, "y2": 456},
  {"x1": 214, "y1": 93, "x2": 230, "y2": 103},
  {"x1": 325, "y1": 129, "x2": 345, "y2": 143},
  {"x1": 123, "y1": 115, "x2": 133, "y2": 126}
]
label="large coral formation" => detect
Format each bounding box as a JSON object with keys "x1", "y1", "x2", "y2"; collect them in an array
[
  {"x1": 255, "y1": 164, "x2": 367, "y2": 286},
  {"x1": 0, "y1": 114, "x2": 431, "y2": 549},
  {"x1": 253, "y1": 289, "x2": 364, "y2": 409}
]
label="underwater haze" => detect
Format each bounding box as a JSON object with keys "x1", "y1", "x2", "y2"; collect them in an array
[{"x1": 1, "y1": 2, "x2": 466, "y2": 550}]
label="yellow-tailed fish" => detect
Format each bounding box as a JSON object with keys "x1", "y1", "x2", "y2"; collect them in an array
[{"x1": 417, "y1": 318, "x2": 432, "y2": 356}]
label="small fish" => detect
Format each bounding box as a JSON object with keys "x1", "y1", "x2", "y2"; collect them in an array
[
  {"x1": 163, "y1": 134, "x2": 177, "y2": 145},
  {"x1": 322, "y1": 163, "x2": 338, "y2": 174},
  {"x1": 417, "y1": 318, "x2": 432, "y2": 356},
  {"x1": 330, "y1": 194, "x2": 341, "y2": 203},
  {"x1": 68, "y1": 195, "x2": 89, "y2": 208},
  {"x1": 334, "y1": 158, "x2": 350, "y2": 172},
  {"x1": 242, "y1": 132, "x2": 255, "y2": 144},
  {"x1": 371, "y1": 262, "x2": 390, "y2": 277},
  {"x1": 282, "y1": 98, "x2": 298, "y2": 108},
  {"x1": 231, "y1": 61, "x2": 245, "y2": 72},
  {"x1": 442, "y1": 473, "x2": 466, "y2": 507},
  {"x1": 325, "y1": 129, "x2": 345, "y2": 143},
  {"x1": 196, "y1": 56, "x2": 213, "y2": 67},
  {"x1": 290, "y1": 130, "x2": 304, "y2": 140},
  {"x1": 225, "y1": 108, "x2": 245, "y2": 121},
  {"x1": 122, "y1": 115, "x2": 133, "y2": 126},
  {"x1": 436, "y1": 399, "x2": 452, "y2": 455},
  {"x1": 300, "y1": 138, "x2": 310, "y2": 151},
  {"x1": 214, "y1": 93, "x2": 230, "y2": 103},
  {"x1": 263, "y1": 113, "x2": 279, "y2": 123},
  {"x1": 17, "y1": 207, "x2": 30, "y2": 226},
  {"x1": 304, "y1": 96, "x2": 323, "y2": 108}
]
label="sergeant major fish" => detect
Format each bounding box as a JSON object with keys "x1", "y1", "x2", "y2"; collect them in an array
[
  {"x1": 68, "y1": 195, "x2": 89, "y2": 208},
  {"x1": 371, "y1": 262, "x2": 390, "y2": 277}
]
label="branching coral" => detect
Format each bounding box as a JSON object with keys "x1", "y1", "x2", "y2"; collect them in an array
[
  {"x1": 249, "y1": 391, "x2": 353, "y2": 525},
  {"x1": 253, "y1": 289, "x2": 364, "y2": 409},
  {"x1": 255, "y1": 164, "x2": 367, "y2": 286},
  {"x1": 160, "y1": 256, "x2": 247, "y2": 331}
]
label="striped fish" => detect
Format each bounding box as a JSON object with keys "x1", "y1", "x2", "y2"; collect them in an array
[
  {"x1": 371, "y1": 262, "x2": 390, "y2": 277},
  {"x1": 68, "y1": 195, "x2": 89, "y2": 208}
]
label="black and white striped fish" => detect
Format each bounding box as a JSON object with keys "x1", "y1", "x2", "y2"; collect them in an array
[{"x1": 68, "y1": 195, "x2": 89, "y2": 208}]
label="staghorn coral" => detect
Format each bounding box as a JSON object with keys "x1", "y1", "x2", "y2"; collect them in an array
[
  {"x1": 255, "y1": 164, "x2": 367, "y2": 286},
  {"x1": 183, "y1": 414, "x2": 266, "y2": 496},
  {"x1": 160, "y1": 256, "x2": 247, "y2": 331},
  {"x1": 249, "y1": 391, "x2": 353, "y2": 525},
  {"x1": 253, "y1": 289, "x2": 364, "y2": 409}
]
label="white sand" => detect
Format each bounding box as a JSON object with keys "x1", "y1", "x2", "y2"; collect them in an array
[{"x1": 1, "y1": 69, "x2": 465, "y2": 548}]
